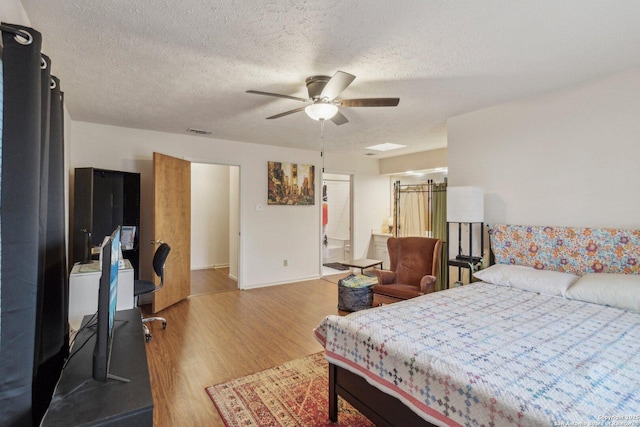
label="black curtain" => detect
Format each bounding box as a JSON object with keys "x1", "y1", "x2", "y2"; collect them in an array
[
  {"x1": 33, "y1": 71, "x2": 69, "y2": 423},
  {"x1": 0, "y1": 23, "x2": 68, "y2": 427}
]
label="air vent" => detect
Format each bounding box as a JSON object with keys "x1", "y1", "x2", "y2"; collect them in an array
[
  {"x1": 186, "y1": 128, "x2": 214, "y2": 135},
  {"x1": 364, "y1": 152, "x2": 377, "y2": 156}
]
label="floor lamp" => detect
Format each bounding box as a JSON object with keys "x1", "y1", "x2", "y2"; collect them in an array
[{"x1": 446, "y1": 186, "x2": 484, "y2": 286}]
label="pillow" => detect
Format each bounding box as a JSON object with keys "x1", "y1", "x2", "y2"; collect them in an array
[
  {"x1": 473, "y1": 264, "x2": 579, "y2": 297},
  {"x1": 566, "y1": 273, "x2": 640, "y2": 313}
]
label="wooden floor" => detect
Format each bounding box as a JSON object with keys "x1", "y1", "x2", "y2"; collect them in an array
[
  {"x1": 143, "y1": 275, "x2": 346, "y2": 426},
  {"x1": 190, "y1": 267, "x2": 237, "y2": 295}
]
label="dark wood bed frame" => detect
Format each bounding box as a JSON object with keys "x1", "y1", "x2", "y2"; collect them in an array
[{"x1": 329, "y1": 362, "x2": 435, "y2": 426}]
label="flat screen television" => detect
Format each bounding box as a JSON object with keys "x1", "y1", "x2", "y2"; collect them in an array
[{"x1": 92, "y1": 226, "x2": 127, "y2": 382}]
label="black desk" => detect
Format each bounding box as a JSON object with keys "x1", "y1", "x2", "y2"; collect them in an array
[{"x1": 42, "y1": 308, "x2": 153, "y2": 426}]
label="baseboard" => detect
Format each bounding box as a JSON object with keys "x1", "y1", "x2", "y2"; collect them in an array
[
  {"x1": 241, "y1": 274, "x2": 320, "y2": 290},
  {"x1": 191, "y1": 263, "x2": 230, "y2": 270}
]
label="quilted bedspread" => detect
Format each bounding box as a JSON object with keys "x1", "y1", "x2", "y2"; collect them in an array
[{"x1": 314, "y1": 283, "x2": 640, "y2": 426}]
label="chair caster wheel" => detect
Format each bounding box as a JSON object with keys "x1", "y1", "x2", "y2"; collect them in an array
[
  {"x1": 145, "y1": 334, "x2": 152, "y2": 342},
  {"x1": 162, "y1": 321, "x2": 167, "y2": 329}
]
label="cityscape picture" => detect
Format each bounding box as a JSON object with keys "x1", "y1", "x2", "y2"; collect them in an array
[{"x1": 267, "y1": 161, "x2": 315, "y2": 205}]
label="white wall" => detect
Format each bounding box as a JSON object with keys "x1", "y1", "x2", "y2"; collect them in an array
[
  {"x1": 351, "y1": 174, "x2": 392, "y2": 258},
  {"x1": 0, "y1": 0, "x2": 31, "y2": 25},
  {"x1": 448, "y1": 68, "x2": 640, "y2": 230},
  {"x1": 380, "y1": 147, "x2": 448, "y2": 175},
  {"x1": 229, "y1": 166, "x2": 239, "y2": 281},
  {"x1": 68, "y1": 121, "x2": 386, "y2": 288},
  {"x1": 191, "y1": 163, "x2": 230, "y2": 270}
]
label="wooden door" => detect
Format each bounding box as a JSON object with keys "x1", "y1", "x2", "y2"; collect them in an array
[{"x1": 152, "y1": 152, "x2": 191, "y2": 313}]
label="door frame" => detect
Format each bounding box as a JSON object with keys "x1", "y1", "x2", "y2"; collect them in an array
[
  {"x1": 320, "y1": 171, "x2": 353, "y2": 275},
  {"x1": 188, "y1": 160, "x2": 242, "y2": 290}
]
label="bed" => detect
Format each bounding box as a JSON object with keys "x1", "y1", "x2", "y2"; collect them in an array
[{"x1": 314, "y1": 224, "x2": 640, "y2": 426}]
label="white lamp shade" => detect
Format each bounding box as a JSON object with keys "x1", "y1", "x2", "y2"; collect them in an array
[
  {"x1": 447, "y1": 186, "x2": 484, "y2": 222},
  {"x1": 305, "y1": 102, "x2": 338, "y2": 121}
]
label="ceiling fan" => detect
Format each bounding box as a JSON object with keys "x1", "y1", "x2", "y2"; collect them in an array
[{"x1": 246, "y1": 71, "x2": 399, "y2": 126}]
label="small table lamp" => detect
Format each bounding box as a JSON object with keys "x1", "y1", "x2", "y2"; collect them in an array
[{"x1": 384, "y1": 216, "x2": 394, "y2": 234}]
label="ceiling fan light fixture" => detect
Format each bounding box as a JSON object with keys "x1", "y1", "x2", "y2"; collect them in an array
[{"x1": 305, "y1": 102, "x2": 338, "y2": 121}]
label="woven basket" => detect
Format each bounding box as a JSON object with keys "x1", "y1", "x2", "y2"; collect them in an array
[{"x1": 337, "y1": 274, "x2": 376, "y2": 312}]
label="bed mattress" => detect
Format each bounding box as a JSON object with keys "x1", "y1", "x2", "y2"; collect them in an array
[{"x1": 315, "y1": 282, "x2": 640, "y2": 426}]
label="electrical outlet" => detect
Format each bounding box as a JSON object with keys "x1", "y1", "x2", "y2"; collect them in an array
[{"x1": 283, "y1": 259, "x2": 288, "y2": 267}]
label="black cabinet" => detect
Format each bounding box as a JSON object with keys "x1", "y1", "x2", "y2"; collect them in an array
[{"x1": 72, "y1": 168, "x2": 140, "y2": 278}]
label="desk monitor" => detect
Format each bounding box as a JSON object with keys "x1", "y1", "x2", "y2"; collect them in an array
[{"x1": 93, "y1": 226, "x2": 127, "y2": 383}]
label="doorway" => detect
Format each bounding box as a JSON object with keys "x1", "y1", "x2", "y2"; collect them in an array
[
  {"x1": 321, "y1": 173, "x2": 353, "y2": 276},
  {"x1": 190, "y1": 163, "x2": 240, "y2": 295}
]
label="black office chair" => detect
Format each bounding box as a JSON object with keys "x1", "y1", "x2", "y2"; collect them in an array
[{"x1": 134, "y1": 243, "x2": 171, "y2": 342}]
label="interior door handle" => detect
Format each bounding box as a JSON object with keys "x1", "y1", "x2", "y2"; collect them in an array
[{"x1": 150, "y1": 239, "x2": 164, "y2": 245}]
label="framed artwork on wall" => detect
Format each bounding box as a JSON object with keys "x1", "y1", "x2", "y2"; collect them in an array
[{"x1": 268, "y1": 161, "x2": 315, "y2": 205}]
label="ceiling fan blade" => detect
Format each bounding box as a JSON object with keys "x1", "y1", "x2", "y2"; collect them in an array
[
  {"x1": 320, "y1": 71, "x2": 356, "y2": 101},
  {"x1": 339, "y1": 98, "x2": 400, "y2": 107},
  {"x1": 246, "y1": 90, "x2": 308, "y2": 103},
  {"x1": 330, "y1": 111, "x2": 349, "y2": 126},
  {"x1": 266, "y1": 106, "x2": 307, "y2": 120}
]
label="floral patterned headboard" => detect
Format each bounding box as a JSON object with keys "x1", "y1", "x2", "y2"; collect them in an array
[{"x1": 489, "y1": 224, "x2": 640, "y2": 275}]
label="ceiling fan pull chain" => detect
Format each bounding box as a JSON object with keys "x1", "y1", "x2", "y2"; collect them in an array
[{"x1": 321, "y1": 120, "x2": 325, "y2": 173}]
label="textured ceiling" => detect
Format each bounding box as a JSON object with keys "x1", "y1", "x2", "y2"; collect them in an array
[{"x1": 19, "y1": 0, "x2": 640, "y2": 158}]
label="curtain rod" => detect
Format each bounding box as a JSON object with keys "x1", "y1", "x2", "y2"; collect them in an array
[
  {"x1": 398, "y1": 189, "x2": 446, "y2": 194},
  {"x1": 396, "y1": 184, "x2": 447, "y2": 193}
]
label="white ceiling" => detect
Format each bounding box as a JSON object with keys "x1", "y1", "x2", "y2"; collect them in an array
[{"x1": 19, "y1": 0, "x2": 640, "y2": 158}]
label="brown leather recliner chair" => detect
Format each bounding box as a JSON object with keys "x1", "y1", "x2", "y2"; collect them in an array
[{"x1": 372, "y1": 237, "x2": 442, "y2": 306}]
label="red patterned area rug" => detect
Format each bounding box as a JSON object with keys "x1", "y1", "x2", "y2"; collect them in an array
[{"x1": 206, "y1": 352, "x2": 374, "y2": 426}]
